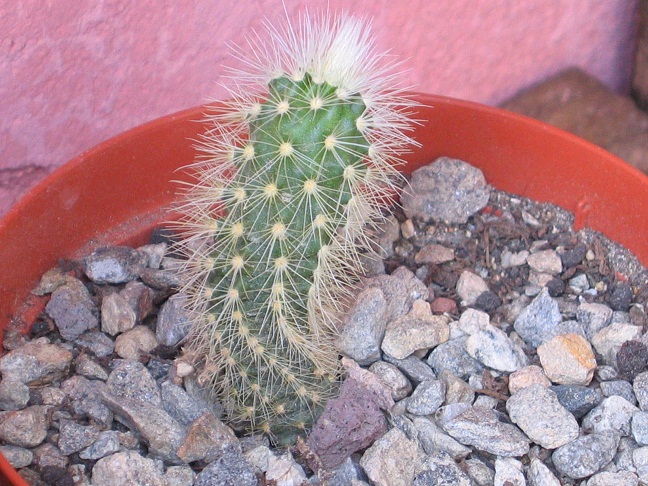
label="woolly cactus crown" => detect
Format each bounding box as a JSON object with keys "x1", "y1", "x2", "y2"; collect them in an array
[{"x1": 176, "y1": 11, "x2": 417, "y2": 444}]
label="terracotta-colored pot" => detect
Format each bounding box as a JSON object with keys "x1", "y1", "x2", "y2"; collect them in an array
[{"x1": 0, "y1": 94, "x2": 646, "y2": 484}]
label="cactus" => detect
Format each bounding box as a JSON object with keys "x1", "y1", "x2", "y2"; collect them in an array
[{"x1": 176, "y1": 12, "x2": 417, "y2": 444}]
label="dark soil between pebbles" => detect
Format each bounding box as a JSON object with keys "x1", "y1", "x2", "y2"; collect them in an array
[{"x1": 0, "y1": 157, "x2": 647, "y2": 485}]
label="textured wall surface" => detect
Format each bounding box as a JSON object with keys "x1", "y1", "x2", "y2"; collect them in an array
[{"x1": 1, "y1": 0, "x2": 639, "y2": 215}]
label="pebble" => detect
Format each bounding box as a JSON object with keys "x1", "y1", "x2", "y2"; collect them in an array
[
  {"x1": 336, "y1": 286, "x2": 389, "y2": 365},
  {"x1": 430, "y1": 296, "x2": 458, "y2": 314},
  {"x1": 600, "y1": 379, "x2": 637, "y2": 404},
  {"x1": 45, "y1": 278, "x2": 99, "y2": 340},
  {"x1": 400, "y1": 157, "x2": 490, "y2": 224},
  {"x1": 74, "y1": 330, "x2": 115, "y2": 358},
  {"x1": 414, "y1": 243, "x2": 455, "y2": 264},
  {"x1": 411, "y1": 416, "x2": 471, "y2": 460},
  {"x1": 368, "y1": 361, "x2": 412, "y2": 401},
  {"x1": 537, "y1": 333, "x2": 597, "y2": 385},
  {"x1": 161, "y1": 380, "x2": 211, "y2": 426},
  {"x1": 465, "y1": 324, "x2": 528, "y2": 372},
  {"x1": 58, "y1": 419, "x2": 101, "y2": 455},
  {"x1": 32, "y1": 442, "x2": 68, "y2": 470},
  {"x1": 493, "y1": 457, "x2": 525, "y2": 486},
  {"x1": 463, "y1": 457, "x2": 495, "y2": 486},
  {"x1": 406, "y1": 379, "x2": 446, "y2": 415},
  {"x1": 114, "y1": 325, "x2": 159, "y2": 360},
  {"x1": 633, "y1": 371, "x2": 648, "y2": 410},
  {"x1": 427, "y1": 336, "x2": 484, "y2": 380},
  {"x1": 528, "y1": 457, "x2": 561, "y2": 486},
  {"x1": 165, "y1": 465, "x2": 196, "y2": 486},
  {"x1": 137, "y1": 242, "x2": 167, "y2": 269},
  {"x1": 156, "y1": 293, "x2": 193, "y2": 347},
  {"x1": 177, "y1": 412, "x2": 239, "y2": 464},
  {"x1": 506, "y1": 384, "x2": 579, "y2": 448},
  {"x1": 101, "y1": 291, "x2": 137, "y2": 336},
  {"x1": 78, "y1": 430, "x2": 120, "y2": 460},
  {"x1": 0, "y1": 337, "x2": 72, "y2": 385},
  {"x1": 365, "y1": 267, "x2": 429, "y2": 323},
  {"x1": 610, "y1": 282, "x2": 634, "y2": 312},
  {"x1": 634, "y1": 446, "x2": 648, "y2": 482},
  {"x1": 0, "y1": 445, "x2": 33, "y2": 469},
  {"x1": 569, "y1": 273, "x2": 591, "y2": 293},
  {"x1": 385, "y1": 354, "x2": 438, "y2": 384},
  {"x1": 414, "y1": 451, "x2": 472, "y2": 485},
  {"x1": 105, "y1": 360, "x2": 162, "y2": 406},
  {"x1": 527, "y1": 249, "x2": 563, "y2": 274},
  {"x1": 439, "y1": 370, "x2": 474, "y2": 404},
  {"x1": 577, "y1": 302, "x2": 614, "y2": 340},
  {"x1": 508, "y1": 365, "x2": 551, "y2": 394},
  {"x1": 359, "y1": 427, "x2": 425, "y2": 486},
  {"x1": 632, "y1": 411, "x2": 648, "y2": 445},
  {"x1": 0, "y1": 378, "x2": 30, "y2": 411},
  {"x1": 82, "y1": 246, "x2": 144, "y2": 284},
  {"x1": 265, "y1": 451, "x2": 307, "y2": 485},
  {"x1": 91, "y1": 450, "x2": 167, "y2": 486},
  {"x1": 587, "y1": 471, "x2": 639, "y2": 486},
  {"x1": 1, "y1": 407, "x2": 50, "y2": 450},
  {"x1": 582, "y1": 395, "x2": 639, "y2": 436},
  {"x1": 440, "y1": 406, "x2": 530, "y2": 457},
  {"x1": 551, "y1": 431, "x2": 620, "y2": 479},
  {"x1": 513, "y1": 288, "x2": 562, "y2": 348},
  {"x1": 455, "y1": 270, "x2": 490, "y2": 306},
  {"x1": 381, "y1": 312, "x2": 449, "y2": 360},
  {"x1": 75, "y1": 353, "x2": 109, "y2": 381},
  {"x1": 592, "y1": 323, "x2": 643, "y2": 365}
]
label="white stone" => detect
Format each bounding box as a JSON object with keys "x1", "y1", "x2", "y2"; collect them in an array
[
  {"x1": 456, "y1": 270, "x2": 489, "y2": 306},
  {"x1": 592, "y1": 323, "x2": 643, "y2": 365},
  {"x1": 527, "y1": 249, "x2": 563, "y2": 274}
]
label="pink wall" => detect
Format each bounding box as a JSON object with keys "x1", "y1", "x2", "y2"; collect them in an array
[{"x1": 1, "y1": 0, "x2": 638, "y2": 216}]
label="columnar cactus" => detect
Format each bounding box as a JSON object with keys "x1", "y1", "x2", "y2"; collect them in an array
[{"x1": 177, "y1": 12, "x2": 417, "y2": 444}]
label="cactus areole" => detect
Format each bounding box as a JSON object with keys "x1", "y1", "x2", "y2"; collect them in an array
[{"x1": 177, "y1": 12, "x2": 417, "y2": 444}]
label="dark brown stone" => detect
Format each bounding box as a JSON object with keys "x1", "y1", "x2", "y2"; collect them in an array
[{"x1": 501, "y1": 68, "x2": 648, "y2": 174}]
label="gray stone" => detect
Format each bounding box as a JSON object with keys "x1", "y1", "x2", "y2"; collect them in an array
[
  {"x1": 156, "y1": 293, "x2": 193, "y2": 347},
  {"x1": 634, "y1": 371, "x2": 648, "y2": 410},
  {"x1": 0, "y1": 337, "x2": 72, "y2": 385},
  {"x1": 633, "y1": 411, "x2": 648, "y2": 445},
  {"x1": 165, "y1": 465, "x2": 196, "y2": 486},
  {"x1": 412, "y1": 416, "x2": 471, "y2": 460},
  {"x1": 552, "y1": 431, "x2": 620, "y2": 479},
  {"x1": 114, "y1": 325, "x2": 158, "y2": 360},
  {"x1": 194, "y1": 448, "x2": 257, "y2": 486},
  {"x1": 440, "y1": 406, "x2": 530, "y2": 457},
  {"x1": 384, "y1": 354, "x2": 437, "y2": 385},
  {"x1": 466, "y1": 324, "x2": 528, "y2": 373},
  {"x1": 587, "y1": 471, "x2": 639, "y2": 486},
  {"x1": 31, "y1": 442, "x2": 68, "y2": 470},
  {"x1": 101, "y1": 291, "x2": 137, "y2": 336},
  {"x1": 61, "y1": 375, "x2": 113, "y2": 427},
  {"x1": 83, "y1": 246, "x2": 144, "y2": 284},
  {"x1": 137, "y1": 242, "x2": 167, "y2": 269},
  {"x1": 101, "y1": 392, "x2": 186, "y2": 463},
  {"x1": 438, "y1": 370, "x2": 474, "y2": 405},
  {"x1": 493, "y1": 457, "x2": 525, "y2": 486},
  {"x1": 634, "y1": 446, "x2": 648, "y2": 482},
  {"x1": 382, "y1": 314, "x2": 449, "y2": 360},
  {"x1": 527, "y1": 249, "x2": 563, "y2": 274},
  {"x1": 337, "y1": 287, "x2": 389, "y2": 365},
  {"x1": 0, "y1": 445, "x2": 33, "y2": 469},
  {"x1": 177, "y1": 412, "x2": 239, "y2": 464},
  {"x1": 401, "y1": 157, "x2": 490, "y2": 224},
  {"x1": 463, "y1": 458, "x2": 495, "y2": 486},
  {"x1": 506, "y1": 384, "x2": 579, "y2": 448},
  {"x1": 600, "y1": 380, "x2": 637, "y2": 404},
  {"x1": 0, "y1": 378, "x2": 29, "y2": 410},
  {"x1": 78, "y1": 430, "x2": 120, "y2": 460},
  {"x1": 359, "y1": 427, "x2": 426, "y2": 486},
  {"x1": 582, "y1": 395, "x2": 639, "y2": 436},
  {"x1": 0, "y1": 405, "x2": 49, "y2": 447},
  {"x1": 592, "y1": 323, "x2": 643, "y2": 365},
  {"x1": 551, "y1": 384, "x2": 604, "y2": 418},
  {"x1": 528, "y1": 457, "x2": 561, "y2": 486},
  {"x1": 455, "y1": 270, "x2": 489, "y2": 306},
  {"x1": 365, "y1": 267, "x2": 429, "y2": 323},
  {"x1": 265, "y1": 451, "x2": 307, "y2": 485},
  {"x1": 91, "y1": 450, "x2": 166, "y2": 486},
  {"x1": 369, "y1": 361, "x2": 412, "y2": 401},
  {"x1": 74, "y1": 331, "x2": 115, "y2": 358},
  {"x1": 538, "y1": 333, "x2": 597, "y2": 385},
  {"x1": 45, "y1": 278, "x2": 99, "y2": 340},
  {"x1": 58, "y1": 419, "x2": 100, "y2": 455},
  {"x1": 105, "y1": 360, "x2": 162, "y2": 407},
  {"x1": 513, "y1": 287, "x2": 562, "y2": 348},
  {"x1": 75, "y1": 353, "x2": 109, "y2": 381},
  {"x1": 413, "y1": 451, "x2": 472, "y2": 485},
  {"x1": 161, "y1": 380, "x2": 211, "y2": 426},
  {"x1": 406, "y1": 379, "x2": 446, "y2": 415},
  {"x1": 427, "y1": 336, "x2": 484, "y2": 380},
  {"x1": 577, "y1": 302, "x2": 614, "y2": 340}
]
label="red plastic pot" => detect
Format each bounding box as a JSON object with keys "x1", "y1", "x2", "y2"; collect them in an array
[{"x1": 0, "y1": 94, "x2": 646, "y2": 484}]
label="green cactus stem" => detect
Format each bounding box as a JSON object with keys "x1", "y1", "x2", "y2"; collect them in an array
[{"x1": 176, "y1": 12, "x2": 417, "y2": 444}]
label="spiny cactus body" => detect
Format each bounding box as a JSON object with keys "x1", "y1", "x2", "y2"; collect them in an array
[{"x1": 177, "y1": 12, "x2": 417, "y2": 444}]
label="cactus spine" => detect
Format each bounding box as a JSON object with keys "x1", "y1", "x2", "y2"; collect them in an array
[{"x1": 177, "y1": 12, "x2": 417, "y2": 444}]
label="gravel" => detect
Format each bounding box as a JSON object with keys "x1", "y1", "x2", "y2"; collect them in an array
[{"x1": 2, "y1": 156, "x2": 648, "y2": 485}]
